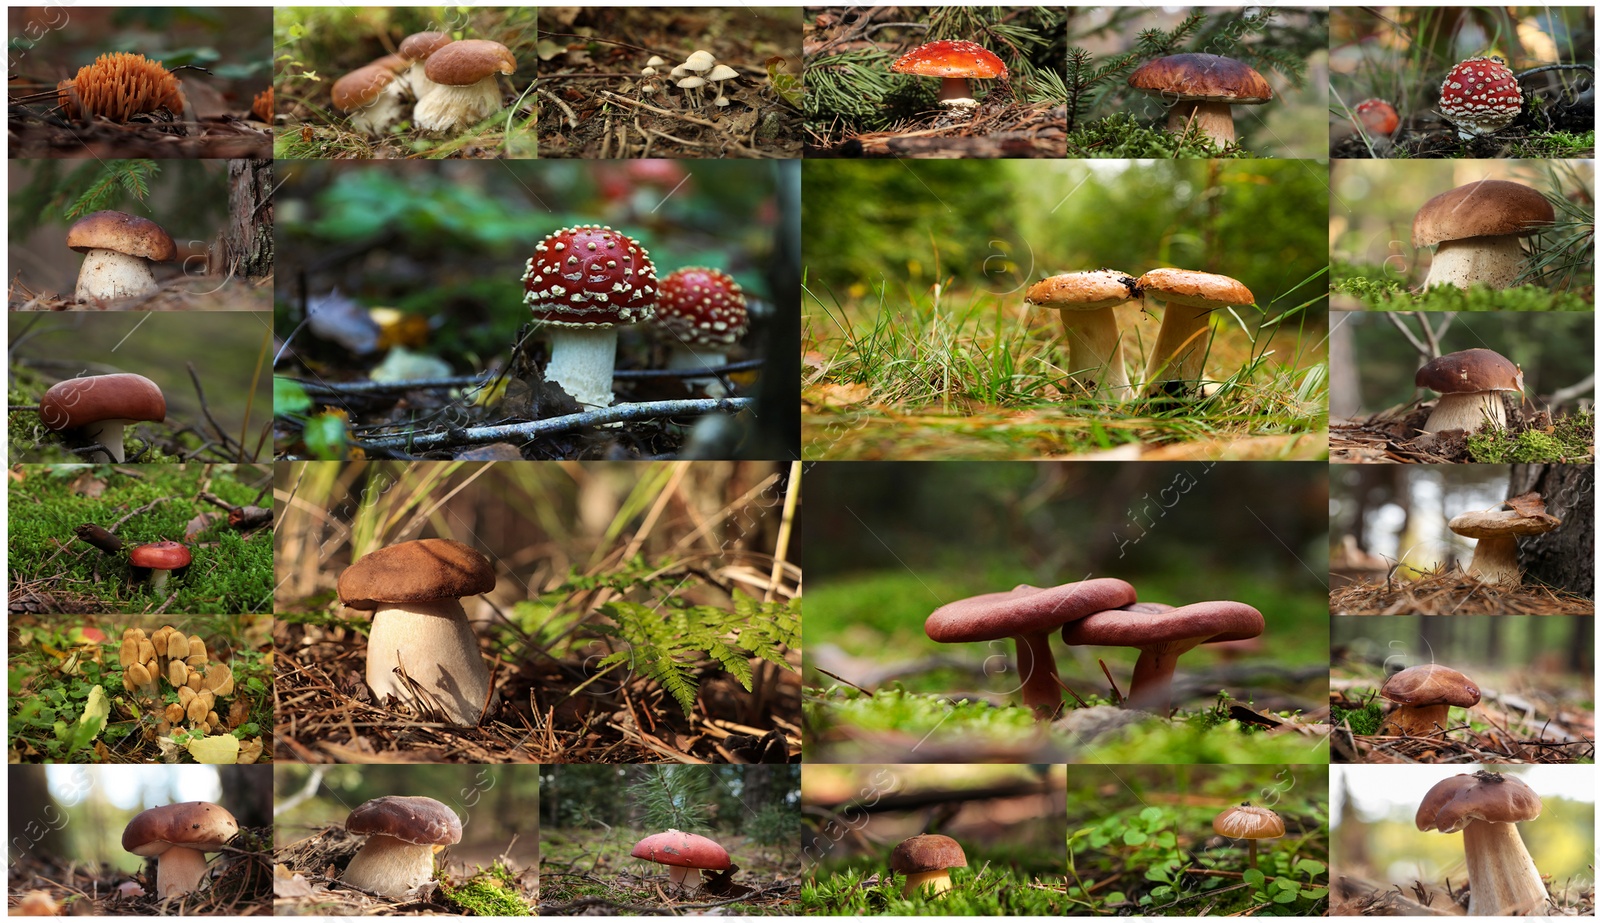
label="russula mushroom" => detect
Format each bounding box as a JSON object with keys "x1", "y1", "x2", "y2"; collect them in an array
[
  {"x1": 343, "y1": 796, "x2": 462, "y2": 897},
  {"x1": 1136, "y1": 268, "x2": 1255, "y2": 397},
  {"x1": 66, "y1": 210, "x2": 176, "y2": 302},
  {"x1": 1024, "y1": 270, "x2": 1139, "y2": 402},
  {"x1": 890, "y1": 40, "x2": 1007, "y2": 109},
  {"x1": 1213, "y1": 804, "x2": 1284, "y2": 869},
  {"x1": 1438, "y1": 57, "x2": 1523, "y2": 140},
  {"x1": 1412, "y1": 180, "x2": 1555, "y2": 290},
  {"x1": 129, "y1": 541, "x2": 191, "y2": 593},
  {"x1": 38, "y1": 372, "x2": 167, "y2": 462},
  {"x1": 1415, "y1": 770, "x2": 1547, "y2": 916},
  {"x1": 1447, "y1": 499, "x2": 1561, "y2": 586},
  {"x1": 1060, "y1": 600, "x2": 1265, "y2": 714},
  {"x1": 522, "y1": 224, "x2": 658, "y2": 411},
  {"x1": 56, "y1": 52, "x2": 188, "y2": 123},
  {"x1": 414, "y1": 39, "x2": 515, "y2": 133},
  {"x1": 121, "y1": 802, "x2": 238, "y2": 898},
  {"x1": 1379, "y1": 664, "x2": 1481, "y2": 737},
  {"x1": 629, "y1": 829, "x2": 731, "y2": 890},
  {"x1": 337, "y1": 538, "x2": 498, "y2": 726},
  {"x1": 1127, "y1": 53, "x2": 1273, "y2": 145},
  {"x1": 397, "y1": 31, "x2": 453, "y2": 100},
  {"x1": 1414, "y1": 348, "x2": 1524, "y2": 436},
  {"x1": 924, "y1": 578, "x2": 1137, "y2": 718},
  {"x1": 331, "y1": 62, "x2": 405, "y2": 136},
  {"x1": 1353, "y1": 97, "x2": 1399, "y2": 137},
  {"x1": 655, "y1": 266, "x2": 749, "y2": 395},
  {"x1": 890, "y1": 834, "x2": 967, "y2": 897}
]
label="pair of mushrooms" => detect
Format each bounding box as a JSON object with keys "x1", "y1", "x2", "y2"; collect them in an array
[
  {"x1": 332, "y1": 33, "x2": 516, "y2": 135},
  {"x1": 925, "y1": 578, "x2": 1264, "y2": 717},
  {"x1": 1024, "y1": 268, "x2": 1256, "y2": 402}
]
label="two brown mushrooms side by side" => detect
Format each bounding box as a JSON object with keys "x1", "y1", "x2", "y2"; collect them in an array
[{"x1": 332, "y1": 33, "x2": 516, "y2": 137}]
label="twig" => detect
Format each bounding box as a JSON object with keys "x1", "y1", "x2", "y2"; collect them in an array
[
  {"x1": 187, "y1": 361, "x2": 242, "y2": 454},
  {"x1": 353, "y1": 397, "x2": 751, "y2": 452}
]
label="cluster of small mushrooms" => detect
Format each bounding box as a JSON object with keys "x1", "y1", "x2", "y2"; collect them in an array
[
  {"x1": 119, "y1": 625, "x2": 253, "y2": 745},
  {"x1": 640, "y1": 50, "x2": 740, "y2": 109},
  {"x1": 331, "y1": 31, "x2": 516, "y2": 135},
  {"x1": 123, "y1": 801, "x2": 240, "y2": 898},
  {"x1": 38, "y1": 372, "x2": 167, "y2": 461}
]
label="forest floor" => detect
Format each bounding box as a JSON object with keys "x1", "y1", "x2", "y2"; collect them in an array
[
  {"x1": 7, "y1": 828, "x2": 273, "y2": 915},
  {"x1": 1332, "y1": 871, "x2": 1594, "y2": 916},
  {"x1": 8, "y1": 275, "x2": 273, "y2": 312},
  {"x1": 539, "y1": 827, "x2": 800, "y2": 915},
  {"x1": 1331, "y1": 569, "x2": 1594, "y2": 616},
  {"x1": 1329, "y1": 122, "x2": 1593, "y2": 160},
  {"x1": 7, "y1": 110, "x2": 272, "y2": 159},
  {"x1": 1331, "y1": 268, "x2": 1593, "y2": 313},
  {"x1": 1330, "y1": 404, "x2": 1594, "y2": 465}
]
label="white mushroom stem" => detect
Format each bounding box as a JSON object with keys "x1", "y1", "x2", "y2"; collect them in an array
[
  {"x1": 75, "y1": 249, "x2": 159, "y2": 301},
  {"x1": 155, "y1": 846, "x2": 211, "y2": 897},
  {"x1": 902, "y1": 868, "x2": 954, "y2": 897},
  {"x1": 342, "y1": 833, "x2": 437, "y2": 897},
  {"x1": 1423, "y1": 391, "x2": 1507, "y2": 435},
  {"x1": 1421, "y1": 235, "x2": 1528, "y2": 290},
  {"x1": 937, "y1": 77, "x2": 976, "y2": 108},
  {"x1": 413, "y1": 78, "x2": 501, "y2": 132},
  {"x1": 405, "y1": 62, "x2": 437, "y2": 101},
  {"x1": 667, "y1": 347, "x2": 729, "y2": 395},
  {"x1": 366, "y1": 598, "x2": 491, "y2": 727},
  {"x1": 668, "y1": 865, "x2": 702, "y2": 889},
  {"x1": 1058, "y1": 306, "x2": 1133, "y2": 401},
  {"x1": 79, "y1": 419, "x2": 131, "y2": 462},
  {"x1": 1463, "y1": 533, "x2": 1523, "y2": 586},
  {"x1": 1167, "y1": 101, "x2": 1236, "y2": 144},
  {"x1": 1143, "y1": 301, "x2": 1213, "y2": 396},
  {"x1": 148, "y1": 567, "x2": 175, "y2": 594},
  {"x1": 1460, "y1": 819, "x2": 1548, "y2": 916},
  {"x1": 347, "y1": 82, "x2": 406, "y2": 136},
  {"x1": 544, "y1": 326, "x2": 619, "y2": 411}
]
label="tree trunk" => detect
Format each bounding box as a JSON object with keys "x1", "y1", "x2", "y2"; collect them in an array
[
  {"x1": 8, "y1": 765, "x2": 66, "y2": 862},
  {"x1": 1507, "y1": 464, "x2": 1594, "y2": 597},
  {"x1": 219, "y1": 765, "x2": 273, "y2": 828},
  {"x1": 220, "y1": 158, "x2": 273, "y2": 279},
  {"x1": 1329, "y1": 313, "x2": 1361, "y2": 418}
]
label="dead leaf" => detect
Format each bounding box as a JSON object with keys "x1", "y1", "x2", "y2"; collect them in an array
[
  {"x1": 805, "y1": 382, "x2": 874, "y2": 408},
  {"x1": 69, "y1": 473, "x2": 106, "y2": 498},
  {"x1": 184, "y1": 512, "x2": 222, "y2": 541}
]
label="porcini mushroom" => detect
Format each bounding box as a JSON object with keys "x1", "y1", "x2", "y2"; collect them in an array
[
  {"x1": 1213, "y1": 804, "x2": 1284, "y2": 869},
  {"x1": 38, "y1": 372, "x2": 167, "y2": 462},
  {"x1": 1414, "y1": 348, "x2": 1524, "y2": 436},
  {"x1": 337, "y1": 538, "x2": 498, "y2": 726},
  {"x1": 343, "y1": 796, "x2": 462, "y2": 897},
  {"x1": 890, "y1": 40, "x2": 1007, "y2": 109},
  {"x1": 1137, "y1": 268, "x2": 1255, "y2": 398},
  {"x1": 1438, "y1": 57, "x2": 1523, "y2": 140},
  {"x1": 1447, "y1": 498, "x2": 1561, "y2": 586},
  {"x1": 1378, "y1": 664, "x2": 1481, "y2": 737},
  {"x1": 121, "y1": 801, "x2": 238, "y2": 898},
  {"x1": 130, "y1": 541, "x2": 191, "y2": 594},
  {"x1": 1024, "y1": 270, "x2": 1139, "y2": 402},
  {"x1": 890, "y1": 834, "x2": 967, "y2": 897},
  {"x1": 924, "y1": 578, "x2": 1137, "y2": 718},
  {"x1": 629, "y1": 829, "x2": 730, "y2": 890},
  {"x1": 414, "y1": 39, "x2": 515, "y2": 133},
  {"x1": 655, "y1": 266, "x2": 749, "y2": 395},
  {"x1": 331, "y1": 62, "x2": 406, "y2": 136},
  {"x1": 1128, "y1": 53, "x2": 1273, "y2": 146},
  {"x1": 1415, "y1": 771, "x2": 1547, "y2": 916},
  {"x1": 66, "y1": 210, "x2": 176, "y2": 301},
  {"x1": 1060, "y1": 600, "x2": 1264, "y2": 714},
  {"x1": 397, "y1": 31, "x2": 453, "y2": 100},
  {"x1": 522, "y1": 224, "x2": 658, "y2": 411},
  {"x1": 1413, "y1": 180, "x2": 1555, "y2": 290}
]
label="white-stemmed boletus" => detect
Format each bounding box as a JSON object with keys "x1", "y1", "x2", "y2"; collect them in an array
[
  {"x1": 1447, "y1": 496, "x2": 1561, "y2": 586},
  {"x1": 523, "y1": 224, "x2": 659, "y2": 411},
  {"x1": 397, "y1": 31, "x2": 453, "y2": 100},
  {"x1": 121, "y1": 801, "x2": 238, "y2": 898},
  {"x1": 1213, "y1": 804, "x2": 1284, "y2": 869},
  {"x1": 1438, "y1": 57, "x2": 1524, "y2": 141},
  {"x1": 924, "y1": 579, "x2": 1137, "y2": 718},
  {"x1": 1416, "y1": 771, "x2": 1547, "y2": 916},
  {"x1": 130, "y1": 541, "x2": 191, "y2": 594},
  {"x1": 337, "y1": 538, "x2": 498, "y2": 726},
  {"x1": 1379, "y1": 664, "x2": 1481, "y2": 737},
  {"x1": 890, "y1": 40, "x2": 1007, "y2": 109},
  {"x1": 332, "y1": 62, "x2": 406, "y2": 136},
  {"x1": 1127, "y1": 53, "x2": 1273, "y2": 146},
  {"x1": 1024, "y1": 270, "x2": 1139, "y2": 402},
  {"x1": 342, "y1": 796, "x2": 462, "y2": 897},
  {"x1": 38, "y1": 373, "x2": 167, "y2": 462},
  {"x1": 890, "y1": 834, "x2": 967, "y2": 897},
  {"x1": 655, "y1": 266, "x2": 749, "y2": 395},
  {"x1": 1413, "y1": 180, "x2": 1555, "y2": 290},
  {"x1": 1137, "y1": 268, "x2": 1255, "y2": 398},
  {"x1": 630, "y1": 830, "x2": 730, "y2": 890},
  {"x1": 67, "y1": 210, "x2": 176, "y2": 302},
  {"x1": 1414, "y1": 348, "x2": 1524, "y2": 437},
  {"x1": 1061, "y1": 600, "x2": 1264, "y2": 715},
  {"x1": 414, "y1": 39, "x2": 515, "y2": 133}
]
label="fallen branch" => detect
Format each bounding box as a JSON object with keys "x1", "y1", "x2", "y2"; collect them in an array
[{"x1": 354, "y1": 397, "x2": 752, "y2": 452}]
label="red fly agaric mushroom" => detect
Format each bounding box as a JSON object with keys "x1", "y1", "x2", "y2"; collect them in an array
[
  {"x1": 343, "y1": 796, "x2": 462, "y2": 897},
  {"x1": 1128, "y1": 53, "x2": 1273, "y2": 145},
  {"x1": 1353, "y1": 97, "x2": 1399, "y2": 136},
  {"x1": 38, "y1": 373, "x2": 167, "y2": 462},
  {"x1": 1061, "y1": 600, "x2": 1264, "y2": 714},
  {"x1": 337, "y1": 538, "x2": 498, "y2": 726},
  {"x1": 414, "y1": 39, "x2": 515, "y2": 132},
  {"x1": 121, "y1": 802, "x2": 238, "y2": 898},
  {"x1": 1379, "y1": 664, "x2": 1481, "y2": 737},
  {"x1": 1024, "y1": 270, "x2": 1139, "y2": 402},
  {"x1": 924, "y1": 578, "x2": 1137, "y2": 718},
  {"x1": 630, "y1": 830, "x2": 731, "y2": 890},
  {"x1": 1416, "y1": 771, "x2": 1547, "y2": 916},
  {"x1": 397, "y1": 31, "x2": 453, "y2": 100},
  {"x1": 66, "y1": 210, "x2": 176, "y2": 301},
  {"x1": 1438, "y1": 57, "x2": 1523, "y2": 140},
  {"x1": 890, "y1": 834, "x2": 968, "y2": 897},
  {"x1": 1413, "y1": 348, "x2": 1524, "y2": 436},
  {"x1": 1213, "y1": 804, "x2": 1284, "y2": 869},
  {"x1": 1447, "y1": 496, "x2": 1561, "y2": 586},
  {"x1": 130, "y1": 541, "x2": 191, "y2": 594},
  {"x1": 891, "y1": 40, "x2": 1007, "y2": 109},
  {"x1": 332, "y1": 62, "x2": 405, "y2": 136},
  {"x1": 655, "y1": 267, "x2": 750, "y2": 394},
  {"x1": 1136, "y1": 268, "x2": 1255, "y2": 398},
  {"x1": 523, "y1": 224, "x2": 658, "y2": 411},
  {"x1": 1413, "y1": 180, "x2": 1555, "y2": 290}
]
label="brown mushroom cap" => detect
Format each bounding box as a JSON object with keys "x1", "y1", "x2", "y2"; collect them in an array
[
  {"x1": 1136, "y1": 268, "x2": 1255, "y2": 308},
  {"x1": 1417, "y1": 771, "x2": 1542, "y2": 833},
  {"x1": 399, "y1": 32, "x2": 453, "y2": 62},
  {"x1": 891, "y1": 41, "x2": 1007, "y2": 80},
  {"x1": 38, "y1": 373, "x2": 167, "y2": 432},
  {"x1": 424, "y1": 39, "x2": 516, "y2": 87},
  {"x1": 1415, "y1": 349, "x2": 1524, "y2": 396},
  {"x1": 1447, "y1": 507, "x2": 1561, "y2": 539},
  {"x1": 122, "y1": 802, "x2": 238, "y2": 856},
  {"x1": 1024, "y1": 270, "x2": 1139, "y2": 311},
  {"x1": 1213, "y1": 804, "x2": 1285, "y2": 840},
  {"x1": 346, "y1": 796, "x2": 462, "y2": 846},
  {"x1": 129, "y1": 541, "x2": 191, "y2": 570},
  {"x1": 1412, "y1": 180, "x2": 1554, "y2": 248},
  {"x1": 630, "y1": 830, "x2": 731, "y2": 870},
  {"x1": 925, "y1": 578, "x2": 1137, "y2": 643},
  {"x1": 331, "y1": 63, "x2": 399, "y2": 110},
  {"x1": 66, "y1": 211, "x2": 176, "y2": 262},
  {"x1": 1060, "y1": 600, "x2": 1264, "y2": 648},
  {"x1": 336, "y1": 538, "x2": 496, "y2": 610},
  {"x1": 1382, "y1": 664, "x2": 1481, "y2": 709},
  {"x1": 890, "y1": 834, "x2": 968, "y2": 873},
  {"x1": 1128, "y1": 53, "x2": 1273, "y2": 104}
]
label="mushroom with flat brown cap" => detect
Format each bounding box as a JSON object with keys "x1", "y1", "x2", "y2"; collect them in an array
[
  {"x1": 630, "y1": 829, "x2": 731, "y2": 890},
  {"x1": 1061, "y1": 600, "x2": 1264, "y2": 714},
  {"x1": 1413, "y1": 180, "x2": 1555, "y2": 290},
  {"x1": 121, "y1": 801, "x2": 239, "y2": 898},
  {"x1": 397, "y1": 31, "x2": 454, "y2": 100},
  {"x1": 1136, "y1": 268, "x2": 1255, "y2": 398},
  {"x1": 1379, "y1": 664, "x2": 1481, "y2": 737},
  {"x1": 332, "y1": 61, "x2": 408, "y2": 137},
  {"x1": 890, "y1": 834, "x2": 967, "y2": 897},
  {"x1": 891, "y1": 40, "x2": 1008, "y2": 109},
  {"x1": 924, "y1": 578, "x2": 1137, "y2": 718},
  {"x1": 130, "y1": 541, "x2": 192, "y2": 594},
  {"x1": 1128, "y1": 53, "x2": 1273, "y2": 146},
  {"x1": 337, "y1": 538, "x2": 498, "y2": 726},
  {"x1": 414, "y1": 39, "x2": 515, "y2": 132},
  {"x1": 66, "y1": 210, "x2": 176, "y2": 302},
  {"x1": 342, "y1": 796, "x2": 462, "y2": 897},
  {"x1": 1213, "y1": 803, "x2": 1284, "y2": 869},
  {"x1": 38, "y1": 373, "x2": 167, "y2": 462},
  {"x1": 1024, "y1": 271, "x2": 1139, "y2": 402},
  {"x1": 1414, "y1": 348, "x2": 1524, "y2": 437},
  {"x1": 1416, "y1": 770, "x2": 1547, "y2": 916},
  {"x1": 1447, "y1": 497, "x2": 1561, "y2": 586}
]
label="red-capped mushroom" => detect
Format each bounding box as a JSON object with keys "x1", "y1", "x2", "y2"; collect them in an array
[
  {"x1": 1060, "y1": 600, "x2": 1264, "y2": 714},
  {"x1": 630, "y1": 830, "x2": 730, "y2": 890},
  {"x1": 130, "y1": 541, "x2": 191, "y2": 593},
  {"x1": 655, "y1": 267, "x2": 749, "y2": 395},
  {"x1": 1438, "y1": 57, "x2": 1523, "y2": 140},
  {"x1": 38, "y1": 373, "x2": 167, "y2": 462},
  {"x1": 1353, "y1": 98, "x2": 1399, "y2": 136},
  {"x1": 891, "y1": 40, "x2": 1007, "y2": 109}
]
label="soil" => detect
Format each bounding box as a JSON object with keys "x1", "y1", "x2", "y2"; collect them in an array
[
  {"x1": 1331, "y1": 103, "x2": 1594, "y2": 159},
  {"x1": 9, "y1": 276, "x2": 273, "y2": 312},
  {"x1": 1331, "y1": 400, "x2": 1587, "y2": 464},
  {"x1": 7, "y1": 829, "x2": 272, "y2": 916},
  {"x1": 9, "y1": 111, "x2": 272, "y2": 159}
]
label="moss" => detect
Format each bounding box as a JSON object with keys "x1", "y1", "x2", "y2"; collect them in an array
[
  {"x1": 1332, "y1": 701, "x2": 1383, "y2": 736},
  {"x1": 1467, "y1": 411, "x2": 1594, "y2": 463},
  {"x1": 1333, "y1": 265, "x2": 1592, "y2": 312},
  {"x1": 443, "y1": 867, "x2": 532, "y2": 916},
  {"x1": 1065, "y1": 113, "x2": 1252, "y2": 159}
]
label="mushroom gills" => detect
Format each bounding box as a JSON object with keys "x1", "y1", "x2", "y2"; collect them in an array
[
  {"x1": 1422, "y1": 234, "x2": 1529, "y2": 290},
  {"x1": 414, "y1": 78, "x2": 502, "y2": 132},
  {"x1": 75, "y1": 248, "x2": 160, "y2": 301}
]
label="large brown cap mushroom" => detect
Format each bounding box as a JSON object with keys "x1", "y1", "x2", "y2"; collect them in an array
[
  {"x1": 39, "y1": 374, "x2": 167, "y2": 433},
  {"x1": 337, "y1": 538, "x2": 496, "y2": 610},
  {"x1": 1415, "y1": 770, "x2": 1548, "y2": 915},
  {"x1": 890, "y1": 834, "x2": 968, "y2": 873},
  {"x1": 1061, "y1": 600, "x2": 1264, "y2": 713},
  {"x1": 1383, "y1": 664, "x2": 1481, "y2": 709},
  {"x1": 1128, "y1": 53, "x2": 1274, "y2": 104},
  {"x1": 1415, "y1": 348, "x2": 1524, "y2": 396},
  {"x1": 1413, "y1": 180, "x2": 1555, "y2": 248},
  {"x1": 1417, "y1": 771, "x2": 1542, "y2": 833},
  {"x1": 1447, "y1": 494, "x2": 1561, "y2": 586},
  {"x1": 331, "y1": 63, "x2": 400, "y2": 111},
  {"x1": 346, "y1": 796, "x2": 462, "y2": 845},
  {"x1": 424, "y1": 39, "x2": 516, "y2": 86},
  {"x1": 67, "y1": 211, "x2": 176, "y2": 262},
  {"x1": 122, "y1": 802, "x2": 239, "y2": 856},
  {"x1": 630, "y1": 830, "x2": 731, "y2": 871}
]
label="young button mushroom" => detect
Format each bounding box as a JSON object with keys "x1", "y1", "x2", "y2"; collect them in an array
[
  {"x1": 1127, "y1": 53, "x2": 1273, "y2": 146},
  {"x1": 1438, "y1": 57, "x2": 1523, "y2": 140},
  {"x1": 1447, "y1": 498, "x2": 1561, "y2": 586},
  {"x1": 1414, "y1": 348, "x2": 1524, "y2": 437},
  {"x1": 1379, "y1": 664, "x2": 1481, "y2": 737},
  {"x1": 1136, "y1": 268, "x2": 1255, "y2": 398},
  {"x1": 38, "y1": 372, "x2": 167, "y2": 462},
  {"x1": 121, "y1": 802, "x2": 238, "y2": 898},
  {"x1": 1024, "y1": 270, "x2": 1139, "y2": 402},
  {"x1": 1060, "y1": 600, "x2": 1264, "y2": 715},
  {"x1": 629, "y1": 829, "x2": 731, "y2": 890},
  {"x1": 890, "y1": 40, "x2": 1007, "y2": 109},
  {"x1": 66, "y1": 211, "x2": 176, "y2": 301},
  {"x1": 924, "y1": 578, "x2": 1137, "y2": 718},
  {"x1": 414, "y1": 39, "x2": 516, "y2": 133},
  {"x1": 342, "y1": 796, "x2": 462, "y2": 897},
  {"x1": 397, "y1": 31, "x2": 453, "y2": 100},
  {"x1": 1412, "y1": 180, "x2": 1555, "y2": 290},
  {"x1": 655, "y1": 267, "x2": 749, "y2": 395},
  {"x1": 130, "y1": 541, "x2": 191, "y2": 594},
  {"x1": 1415, "y1": 770, "x2": 1547, "y2": 916},
  {"x1": 337, "y1": 538, "x2": 498, "y2": 727},
  {"x1": 890, "y1": 834, "x2": 967, "y2": 897},
  {"x1": 1212, "y1": 804, "x2": 1284, "y2": 869},
  {"x1": 332, "y1": 62, "x2": 406, "y2": 136}
]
